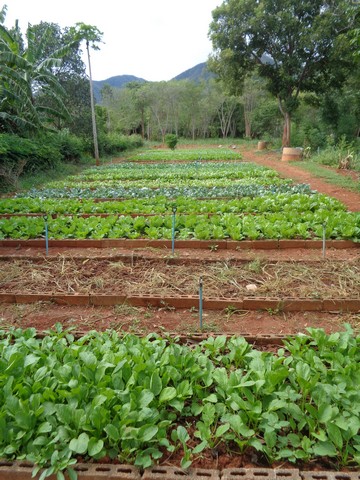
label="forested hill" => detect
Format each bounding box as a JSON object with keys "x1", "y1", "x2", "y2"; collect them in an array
[
  {"x1": 92, "y1": 75, "x2": 146, "y2": 102},
  {"x1": 171, "y1": 62, "x2": 213, "y2": 82},
  {"x1": 92, "y1": 62, "x2": 212, "y2": 102}
]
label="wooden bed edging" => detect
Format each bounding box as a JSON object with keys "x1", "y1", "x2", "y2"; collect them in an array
[
  {"x1": 0, "y1": 293, "x2": 359, "y2": 312},
  {"x1": 0, "y1": 239, "x2": 358, "y2": 249}
]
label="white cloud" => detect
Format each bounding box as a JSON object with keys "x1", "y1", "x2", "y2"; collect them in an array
[{"x1": 4, "y1": 0, "x2": 222, "y2": 81}]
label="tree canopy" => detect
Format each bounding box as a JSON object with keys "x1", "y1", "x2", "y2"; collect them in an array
[{"x1": 208, "y1": 0, "x2": 360, "y2": 146}]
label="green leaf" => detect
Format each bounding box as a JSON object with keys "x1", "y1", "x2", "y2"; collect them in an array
[
  {"x1": 79, "y1": 351, "x2": 97, "y2": 368},
  {"x1": 104, "y1": 424, "x2": 120, "y2": 441},
  {"x1": 135, "y1": 453, "x2": 152, "y2": 468},
  {"x1": 38, "y1": 422, "x2": 53, "y2": 434},
  {"x1": 138, "y1": 390, "x2": 154, "y2": 408},
  {"x1": 192, "y1": 440, "x2": 208, "y2": 454},
  {"x1": 69, "y1": 432, "x2": 89, "y2": 454},
  {"x1": 203, "y1": 394, "x2": 218, "y2": 403},
  {"x1": 313, "y1": 441, "x2": 337, "y2": 457},
  {"x1": 24, "y1": 354, "x2": 39, "y2": 368},
  {"x1": 327, "y1": 423, "x2": 343, "y2": 450},
  {"x1": 264, "y1": 430, "x2": 277, "y2": 449},
  {"x1": 176, "y1": 426, "x2": 190, "y2": 444},
  {"x1": 159, "y1": 387, "x2": 177, "y2": 403},
  {"x1": 138, "y1": 425, "x2": 158, "y2": 442},
  {"x1": 88, "y1": 438, "x2": 104, "y2": 456},
  {"x1": 66, "y1": 468, "x2": 78, "y2": 480},
  {"x1": 180, "y1": 458, "x2": 192, "y2": 469},
  {"x1": 150, "y1": 371, "x2": 162, "y2": 396},
  {"x1": 318, "y1": 404, "x2": 334, "y2": 423},
  {"x1": 215, "y1": 423, "x2": 230, "y2": 437},
  {"x1": 92, "y1": 395, "x2": 107, "y2": 408}
]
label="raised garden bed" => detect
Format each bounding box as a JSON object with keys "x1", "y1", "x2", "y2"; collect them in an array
[{"x1": 0, "y1": 328, "x2": 360, "y2": 479}]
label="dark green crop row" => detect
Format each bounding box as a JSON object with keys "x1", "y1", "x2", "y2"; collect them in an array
[{"x1": 16, "y1": 183, "x2": 313, "y2": 200}]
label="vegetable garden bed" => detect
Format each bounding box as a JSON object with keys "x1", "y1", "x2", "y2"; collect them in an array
[
  {"x1": 1, "y1": 145, "x2": 360, "y2": 479},
  {"x1": 0, "y1": 327, "x2": 360, "y2": 479}
]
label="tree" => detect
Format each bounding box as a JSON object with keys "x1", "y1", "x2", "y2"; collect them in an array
[
  {"x1": 71, "y1": 23, "x2": 103, "y2": 165},
  {"x1": 209, "y1": 0, "x2": 359, "y2": 146},
  {"x1": 0, "y1": 14, "x2": 74, "y2": 134},
  {"x1": 28, "y1": 22, "x2": 91, "y2": 136}
]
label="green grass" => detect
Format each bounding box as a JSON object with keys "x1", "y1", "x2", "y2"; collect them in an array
[
  {"x1": 13, "y1": 156, "x2": 117, "y2": 194},
  {"x1": 293, "y1": 161, "x2": 360, "y2": 192}
]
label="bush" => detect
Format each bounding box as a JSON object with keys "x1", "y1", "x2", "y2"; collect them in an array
[
  {"x1": 56, "y1": 130, "x2": 85, "y2": 162},
  {"x1": 0, "y1": 134, "x2": 62, "y2": 190},
  {"x1": 98, "y1": 133, "x2": 144, "y2": 156},
  {"x1": 310, "y1": 135, "x2": 360, "y2": 171},
  {"x1": 165, "y1": 133, "x2": 178, "y2": 150}
]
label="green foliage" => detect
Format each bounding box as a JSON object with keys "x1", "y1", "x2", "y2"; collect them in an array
[
  {"x1": 129, "y1": 149, "x2": 242, "y2": 161},
  {"x1": 0, "y1": 193, "x2": 346, "y2": 216},
  {"x1": 1, "y1": 208, "x2": 358, "y2": 241},
  {"x1": 0, "y1": 327, "x2": 360, "y2": 478},
  {"x1": 97, "y1": 133, "x2": 143, "y2": 156},
  {"x1": 0, "y1": 20, "x2": 76, "y2": 135},
  {"x1": 209, "y1": 0, "x2": 358, "y2": 145},
  {"x1": 165, "y1": 134, "x2": 178, "y2": 150},
  {"x1": 54, "y1": 131, "x2": 85, "y2": 162},
  {"x1": 0, "y1": 134, "x2": 62, "y2": 190},
  {"x1": 310, "y1": 136, "x2": 360, "y2": 171},
  {"x1": 15, "y1": 182, "x2": 311, "y2": 201}
]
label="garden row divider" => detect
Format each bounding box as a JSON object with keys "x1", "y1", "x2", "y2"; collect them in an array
[
  {"x1": 0, "y1": 254, "x2": 341, "y2": 265},
  {"x1": 0, "y1": 461, "x2": 359, "y2": 480},
  {"x1": 0, "y1": 293, "x2": 359, "y2": 312},
  {"x1": 0, "y1": 239, "x2": 358, "y2": 249}
]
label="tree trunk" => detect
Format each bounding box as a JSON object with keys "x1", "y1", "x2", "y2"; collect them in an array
[
  {"x1": 86, "y1": 41, "x2": 100, "y2": 166},
  {"x1": 244, "y1": 111, "x2": 251, "y2": 138},
  {"x1": 140, "y1": 108, "x2": 145, "y2": 139},
  {"x1": 282, "y1": 111, "x2": 291, "y2": 147}
]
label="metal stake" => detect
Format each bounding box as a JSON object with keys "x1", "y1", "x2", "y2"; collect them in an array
[
  {"x1": 171, "y1": 206, "x2": 177, "y2": 255},
  {"x1": 322, "y1": 222, "x2": 327, "y2": 258},
  {"x1": 44, "y1": 215, "x2": 49, "y2": 256},
  {"x1": 199, "y1": 276, "x2": 203, "y2": 330}
]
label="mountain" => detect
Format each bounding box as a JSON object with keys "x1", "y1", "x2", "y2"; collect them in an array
[
  {"x1": 92, "y1": 74, "x2": 146, "y2": 102},
  {"x1": 92, "y1": 63, "x2": 212, "y2": 102},
  {"x1": 171, "y1": 62, "x2": 213, "y2": 82}
]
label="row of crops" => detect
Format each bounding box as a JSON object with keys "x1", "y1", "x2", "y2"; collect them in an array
[
  {"x1": 0, "y1": 326, "x2": 359, "y2": 477},
  {"x1": 0, "y1": 149, "x2": 359, "y2": 241}
]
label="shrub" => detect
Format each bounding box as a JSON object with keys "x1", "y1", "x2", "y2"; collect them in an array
[
  {"x1": 310, "y1": 135, "x2": 360, "y2": 171},
  {"x1": 0, "y1": 134, "x2": 62, "y2": 190},
  {"x1": 98, "y1": 133, "x2": 144, "y2": 156},
  {"x1": 165, "y1": 133, "x2": 178, "y2": 150},
  {"x1": 56, "y1": 130, "x2": 85, "y2": 162}
]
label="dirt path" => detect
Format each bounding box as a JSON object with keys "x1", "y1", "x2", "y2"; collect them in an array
[{"x1": 240, "y1": 146, "x2": 360, "y2": 212}]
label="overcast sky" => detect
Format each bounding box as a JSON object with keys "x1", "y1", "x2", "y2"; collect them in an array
[{"x1": 4, "y1": 0, "x2": 223, "y2": 81}]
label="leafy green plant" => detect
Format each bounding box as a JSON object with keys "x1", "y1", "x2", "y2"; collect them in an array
[
  {"x1": 0, "y1": 326, "x2": 360, "y2": 478},
  {"x1": 165, "y1": 134, "x2": 178, "y2": 150}
]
